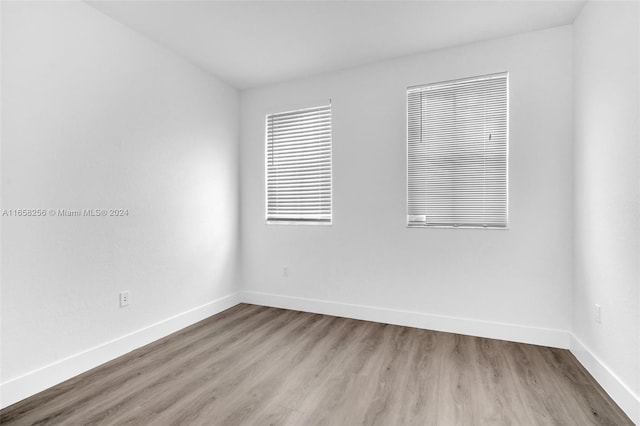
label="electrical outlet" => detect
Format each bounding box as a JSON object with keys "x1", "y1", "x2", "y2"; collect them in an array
[
  {"x1": 120, "y1": 291, "x2": 130, "y2": 307},
  {"x1": 283, "y1": 266, "x2": 289, "y2": 277},
  {"x1": 594, "y1": 304, "x2": 601, "y2": 324}
]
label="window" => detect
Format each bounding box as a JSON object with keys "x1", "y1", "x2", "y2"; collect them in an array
[
  {"x1": 266, "y1": 104, "x2": 332, "y2": 224},
  {"x1": 407, "y1": 72, "x2": 508, "y2": 228}
]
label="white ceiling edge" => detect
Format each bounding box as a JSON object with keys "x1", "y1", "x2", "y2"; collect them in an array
[{"x1": 86, "y1": 0, "x2": 586, "y2": 90}]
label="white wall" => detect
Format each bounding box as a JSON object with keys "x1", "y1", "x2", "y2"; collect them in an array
[
  {"x1": 240, "y1": 27, "x2": 574, "y2": 346},
  {"x1": 1, "y1": 1, "x2": 239, "y2": 405},
  {"x1": 572, "y1": 1, "x2": 640, "y2": 421}
]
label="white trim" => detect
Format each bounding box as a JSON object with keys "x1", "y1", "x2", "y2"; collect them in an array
[
  {"x1": 570, "y1": 333, "x2": 640, "y2": 425},
  {"x1": 0, "y1": 292, "x2": 242, "y2": 409},
  {"x1": 241, "y1": 290, "x2": 570, "y2": 349}
]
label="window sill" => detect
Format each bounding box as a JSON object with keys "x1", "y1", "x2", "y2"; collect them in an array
[
  {"x1": 406, "y1": 224, "x2": 509, "y2": 230},
  {"x1": 266, "y1": 220, "x2": 332, "y2": 226}
]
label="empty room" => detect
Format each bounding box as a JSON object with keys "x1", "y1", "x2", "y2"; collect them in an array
[{"x1": 1, "y1": 0, "x2": 638, "y2": 424}]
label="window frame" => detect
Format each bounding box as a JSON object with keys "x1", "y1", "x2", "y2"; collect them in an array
[
  {"x1": 265, "y1": 103, "x2": 333, "y2": 226},
  {"x1": 406, "y1": 72, "x2": 509, "y2": 230}
]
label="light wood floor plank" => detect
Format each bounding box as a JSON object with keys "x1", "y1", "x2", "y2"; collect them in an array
[{"x1": 1, "y1": 304, "x2": 632, "y2": 425}]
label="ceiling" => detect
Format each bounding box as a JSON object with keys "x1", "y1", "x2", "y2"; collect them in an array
[{"x1": 88, "y1": 0, "x2": 585, "y2": 90}]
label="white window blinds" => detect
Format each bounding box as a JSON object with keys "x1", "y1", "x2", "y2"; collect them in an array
[
  {"x1": 266, "y1": 104, "x2": 332, "y2": 224},
  {"x1": 407, "y1": 72, "x2": 508, "y2": 228}
]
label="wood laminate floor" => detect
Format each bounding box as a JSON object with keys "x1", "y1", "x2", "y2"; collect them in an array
[{"x1": 0, "y1": 304, "x2": 632, "y2": 425}]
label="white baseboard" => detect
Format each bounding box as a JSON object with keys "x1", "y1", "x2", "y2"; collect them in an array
[
  {"x1": 6, "y1": 291, "x2": 635, "y2": 424},
  {"x1": 240, "y1": 290, "x2": 570, "y2": 349},
  {"x1": 570, "y1": 334, "x2": 640, "y2": 425},
  {"x1": 0, "y1": 292, "x2": 242, "y2": 410},
  {"x1": 243, "y1": 290, "x2": 640, "y2": 420}
]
